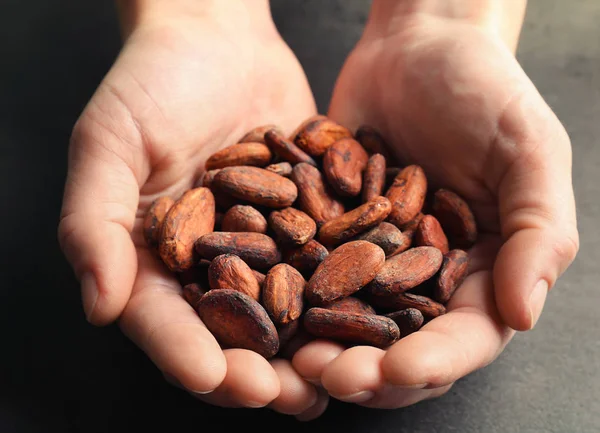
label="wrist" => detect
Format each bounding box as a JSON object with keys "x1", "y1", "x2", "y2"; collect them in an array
[
  {"x1": 115, "y1": 0, "x2": 273, "y2": 40},
  {"x1": 365, "y1": 0, "x2": 527, "y2": 52}
]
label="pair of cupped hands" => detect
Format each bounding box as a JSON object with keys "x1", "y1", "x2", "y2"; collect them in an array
[{"x1": 58, "y1": 1, "x2": 578, "y2": 421}]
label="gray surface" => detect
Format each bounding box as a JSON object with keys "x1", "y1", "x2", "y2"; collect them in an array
[{"x1": 0, "y1": 0, "x2": 598, "y2": 432}]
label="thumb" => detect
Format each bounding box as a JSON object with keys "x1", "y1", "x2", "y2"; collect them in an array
[
  {"x1": 493, "y1": 90, "x2": 579, "y2": 331},
  {"x1": 58, "y1": 104, "x2": 141, "y2": 326}
]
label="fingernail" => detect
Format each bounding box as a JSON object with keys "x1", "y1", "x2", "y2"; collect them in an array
[
  {"x1": 396, "y1": 383, "x2": 428, "y2": 389},
  {"x1": 304, "y1": 377, "x2": 321, "y2": 386},
  {"x1": 163, "y1": 373, "x2": 184, "y2": 390},
  {"x1": 81, "y1": 272, "x2": 98, "y2": 323},
  {"x1": 295, "y1": 391, "x2": 328, "y2": 422},
  {"x1": 245, "y1": 401, "x2": 267, "y2": 408},
  {"x1": 336, "y1": 390, "x2": 374, "y2": 403},
  {"x1": 529, "y1": 280, "x2": 548, "y2": 329},
  {"x1": 190, "y1": 389, "x2": 214, "y2": 395}
]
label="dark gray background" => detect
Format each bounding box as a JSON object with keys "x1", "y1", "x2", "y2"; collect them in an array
[{"x1": 1, "y1": 1, "x2": 598, "y2": 432}]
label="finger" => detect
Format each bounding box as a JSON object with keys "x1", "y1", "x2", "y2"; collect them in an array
[
  {"x1": 292, "y1": 340, "x2": 345, "y2": 385},
  {"x1": 119, "y1": 249, "x2": 227, "y2": 394},
  {"x1": 267, "y1": 359, "x2": 318, "y2": 415},
  {"x1": 295, "y1": 388, "x2": 330, "y2": 422},
  {"x1": 360, "y1": 384, "x2": 452, "y2": 409},
  {"x1": 320, "y1": 346, "x2": 450, "y2": 409},
  {"x1": 382, "y1": 271, "x2": 515, "y2": 388},
  {"x1": 494, "y1": 96, "x2": 579, "y2": 330},
  {"x1": 58, "y1": 106, "x2": 144, "y2": 325},
  {"x1": 321, "y1": 346, "x2": 385, "y2": 403},
  {"x1": 195, "y1": 349, "x2": 280, "y2": 408}
]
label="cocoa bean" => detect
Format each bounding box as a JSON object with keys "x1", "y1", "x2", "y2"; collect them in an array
[
  {"x1": 304, "y1": 308, "x2": 400, "y2": 348},
  {"x1": 269, "y1": 207, "x2": 317, "y2": 246},
  {"x1": 195, "y1": 232, "x2": 281, "y2": 270},
  {"x1": 197, "y1": 289, "x2": 279, "y2": 358}
]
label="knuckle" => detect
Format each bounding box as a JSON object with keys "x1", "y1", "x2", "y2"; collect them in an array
[{"x1": 556, "y1": 228, "x2": 580, "y2": 266}]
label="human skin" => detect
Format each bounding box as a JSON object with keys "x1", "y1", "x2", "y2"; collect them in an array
[
  {"x1": 58, "y1": 0, "x2": 325, "y2": 420},
  {"x1": 292, "y1": 0, "x2": 579, "y2": 409},
  {"x1": 58, "y1": 0, "x2": 578, "y2": 418}
]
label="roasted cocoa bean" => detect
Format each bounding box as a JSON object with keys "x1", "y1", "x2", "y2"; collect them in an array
[
  {"x1": 367, "y1": 246, "x2": 443, "y2": 296},
  {"x1": 205, "y1": 142, "x2": 272, "y2": 170},
  {"x1": 158, "y1": 188, "x2": 215, "y2": 272},
  {"x1": 291, "y1": 162, "x2": 345, "y2": 226},
  {"x1": 197, "y1": 289, "x2": 279, "y2": 358},
  {"x1": 415, "y1": 214, "x2": 449, "y2": 254},
  {"x1": 269, "y1": 207, "x2": 317, "y2": 246},
  {"x1": 195, "y1": 232, "x2": 281, "y2": 270},
  {"x1": 318, "y1": 196, "x2": 392, "y2": 246},
  {"x1": 386, "y1": 165, "x2": 427, "y2": 227},
  {"x1": 353, "y1": 221, "x2": 406, "y2": 257},
  {"x1": 323, "y1": 138, "x2": 369, "y2": 197},
  {"x1": 305, "y1": 241, "x2": 385, "y2": 305},
  {"x1": 283, "y1": 239, "x2": 329, "y2": 275},
  {"x1": 431, "y1": 189, "x2": 478, "y2": 249},
  {"x1": 385, "y1": 308, "x2": 424, "y2": 337},
  {"x1": 262, "y1": 263, "x2": 306, "y2": 325},
  {"x1": 435, "y1": 249, "x2": 469, "y2": 303},
  {"x1": 304, "y1": 308, "x2": 400, "y2": 348},
  {"x1": 362, "y1": 154, "x2": 387, "y2": 203},
  {"x1": 221, "y1": 205, "x2": 268, "y2": 234},
  {"x1": 143, "y1": 196, "x2": 174, "y2": 250},
  {"x1": 292, "y1": 117, "x2": 352, "y2": 157},
  {"x1": 264, "y1": 129, "x2": 317, "y2": 166},
  {"x1": 213, "y1": 166, "x2": 297, "y2": 208},
  {"x1": 208, "y1": 254, "x2": 261, "y2": 300}
]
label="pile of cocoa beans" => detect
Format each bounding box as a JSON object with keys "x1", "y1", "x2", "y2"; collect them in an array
[{"x1": 143, "y1": 115, "x2": 477, "y2": 359}]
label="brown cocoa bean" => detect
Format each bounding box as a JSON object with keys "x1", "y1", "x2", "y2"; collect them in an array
[
  {"x1": 415, "y1": 214, "x2": 449, "y2": 254},
  {"x1": 213, "y1": 166, "x2": 297, "y2": 208},
  {"x1": 208, "y1": 254, "x2": 261, "y2": 300},
  {"x1": 269, "y1": 207, "x2": 317, "y2": 246},
  {"x1": 252, "y1": 270, "x2": 266, "y2": 288},
  {"x1": 143, "y1": 196, "x2": 175, "y2": 250},
  {"x1": 292, "y1": 117, "x2": 352, "y2": 157},
  {"x1": 385, "y1": 165, "x2": 427, "y2": 227},
  {"x1": 291, "y1": 162, "x2": 345, "y2": 226},
  {"x1": 195, "y1": 232, "x2": 281, "y2": 270},
  {"x1": 362, "y1": 154, "x2": 387, "y2": 203},
  {"x1": 197, "y1": 289, "x2": 279, "y2": 358},
  {"x1": 435, "y1": 249, "x2": 469, "y2": 303},
  {"x1": 159, "y1": 187, "x2": 215, "y2": 272},
  {"x1": 324, "y1": 297, "x2": 376, "y2": 315},
  {"x1": 367, "y1": 246, "x2": 443, "y2": 296},
  {"x1": 265, "y1": 162, "x2": 293, "y2": 177},
  {"x1": 264, "y1": 129, "x2": 317, "y2": 166},
  {"x1": 322, "y1": 138, "x2": 369, "y2": 197},
  {"x1": 221, "y1": 205, "x2": 268, "y2": 234},
  {"x1": 283, "y1": 239, "x2": 329, "y2": 275},
  {"x1": 263, "y1": 263, "x2": 306, "y2": 325},
  {"x1": 431, "y1": 189, "x2": 478, "y2": 249},
  {"x1": 385, "y1": 308, "x2": 424, "y2": 337},
  {"x1": 318, "y1": 196, "x2": 392, "y2": 246},
  {"x1": 305, "y1": 241, "x2": 385, "y2": 305},
  {"x1": 205, "y1": 142, "x2": 272, "y2": 170},
  {"x1": 182, "y1": 283, "x2": 208, "y2": 310},
  {"x1": 288, "y1": 115, "x2": 327, "y2": 142},
  {"x1": 200, "y1": 169, "x2": 221, "y2": 188},
  {"x1": 238, "y1": 124, "x2": 282, "y2": 144},
  {"x1": 277, "y1": 320, "x2": 301, "y2": 352},
  {"x1": 353, "y1": 221, "x2": 406, "y2": 257},
  {"x1": 371, "y1": 292, "x2": 446, "y2": 318},
  {"x1": 303, "y1": 308, "x2": 400, "y2": 348},
  {"x1": 385, "y1": 167, "x2": 402, "y2": 189},
  {"x1": 355, "y1": 125, "x2": 393, "y2": 161}
]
